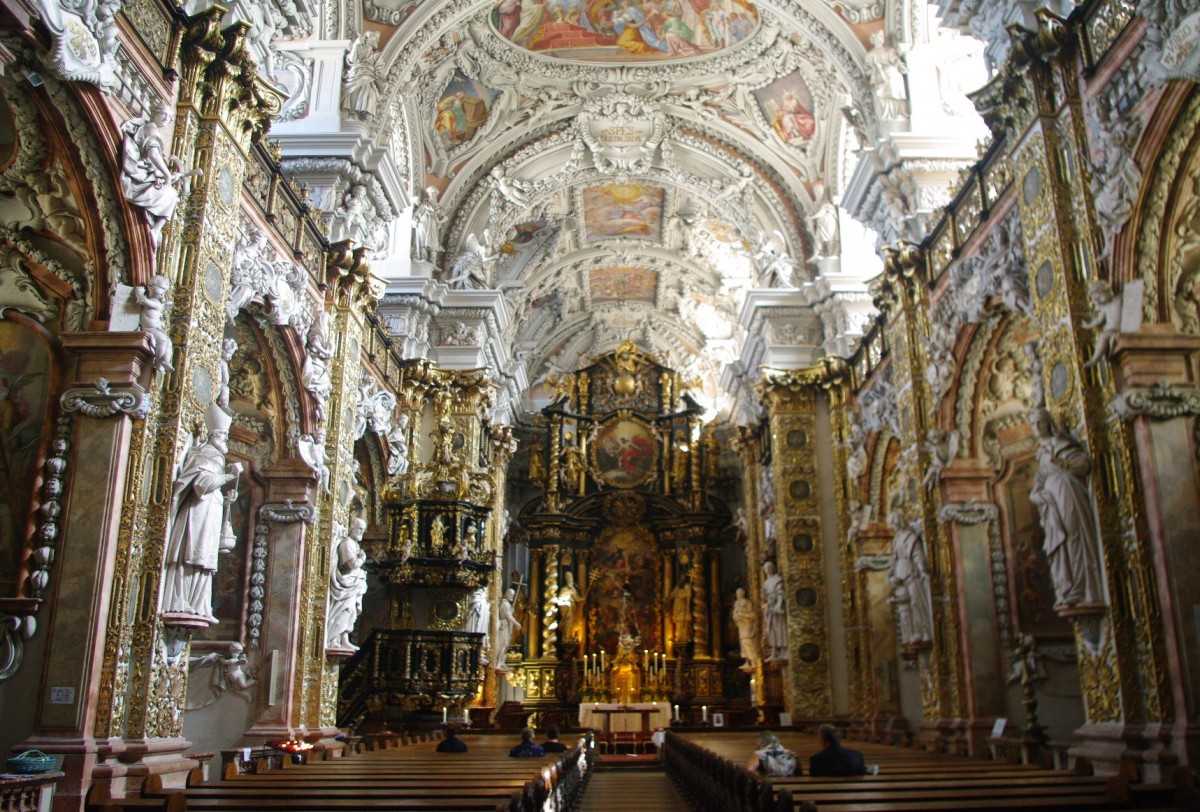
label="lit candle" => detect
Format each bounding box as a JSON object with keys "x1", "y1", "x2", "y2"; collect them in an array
[
  {"x1": 464, "y1": 708, "x2": 470, "y2": 724},
  {"x1": 601, "y1": 651, "x2": 606, "y2": 671},
  {"x1": 643, "y1": 649, "x2": 649, "y2": 670},
  {"x1": 750, "y1": 677, "x2": 756, "y2": 704},
  {"x1": 673, "y1": 704, "x2": 680, "y2": 721},
  {"x1": 442, "y1": 706, "x2": 448, "y2": 724},
  {"x1": 702, "y1": 705, "x2": 708, "y2": 722}
]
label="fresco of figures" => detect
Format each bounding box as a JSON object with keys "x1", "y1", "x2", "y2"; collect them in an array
[
  {"x1": 434, "y1": 70, "x2": 500, "y2": 149},
  {"x1": 752, "y1": 71, "x2": 817, "y2": 145},
  {"x1": 493, "y1": 0, "x2": 758, "y2": 61},
  {"x1": 581, "y1": 183, "x2": 665, "y2": 241},
  {"x1": 589, "y1": 267, "x2": 658, "y2": 304}
]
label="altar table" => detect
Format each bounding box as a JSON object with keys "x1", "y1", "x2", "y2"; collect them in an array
[{"x1": 578, "y1": 702, "x2": 671, "y2": 734}]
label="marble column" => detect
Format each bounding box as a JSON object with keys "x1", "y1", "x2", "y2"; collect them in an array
[
  {"x1": 20, "y1": 333, "x2": 153, "y2": 810},
  {"x1": 243, "y1": 461, "x2": 317, "y2": 741},
  {"x1": 1111, "y1": 330, "x2": 1200, "y2": 777}
]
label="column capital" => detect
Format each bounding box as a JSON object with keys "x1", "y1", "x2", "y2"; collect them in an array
[
  {"x1": 60, "y1": 331, "x2": 154, "y2": 388},
  {"x1": 1110, "y1": 327, "x2": 1200, "y2": 390}
]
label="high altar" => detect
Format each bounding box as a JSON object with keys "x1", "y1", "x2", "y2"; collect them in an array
[{"x1": 505, "y1": 342, "x2": 736, "y2": 711}]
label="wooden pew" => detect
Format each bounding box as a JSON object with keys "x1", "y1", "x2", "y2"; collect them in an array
[
  {"x1": 147, "y1": 734, "x2": 592, "y2": 812},
  {"x1": 668, "y1": 731, "x2": 1157, "y2": 812}
]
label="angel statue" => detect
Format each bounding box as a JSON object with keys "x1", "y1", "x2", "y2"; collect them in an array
[
  {"x1": 921, "y1": 427, "x2": 959, "y2": 491},
  {"x1": 119, "y1": 105, "x2": 201, "y2": 250},
  {"x1": 445, "y1": 231, "x2": 497, "y2": 290}
]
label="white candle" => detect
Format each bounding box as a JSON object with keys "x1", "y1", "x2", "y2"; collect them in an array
[
  {"x1": 750, "y1": 677, "x2": 756, "y2": 704},
  {"x1": 464, "y1": 708, "x2": 470, "y2": 724},
  {"x1": 643, "y1": 649, "x2": 649, "y2": 670},
  {"x1": 702, "y1": 705, "x2": 708, "y2": 722},
  {"x1": 673, "y1": 704, "x2": 680, "y2": 721},
  {"x1": 601, "y1": 651, "x2": 606, "y2": 671},
  {"x1": 442, "y1": 706, "x2": 448, "y2": 724}
]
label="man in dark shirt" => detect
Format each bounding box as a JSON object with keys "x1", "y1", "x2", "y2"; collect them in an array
[
  {"x1": 541, "y1": 726, "x2": 567, "y2": 753},
  {"x1": 808, "y1": 724, "x2": 867, "y2": 777},
  {"x1": 509, "y1": 727, "x2": 545, "y2": 757},
  {"x1": 436, "y1": 726, "x2": 468, "y2": 753}
]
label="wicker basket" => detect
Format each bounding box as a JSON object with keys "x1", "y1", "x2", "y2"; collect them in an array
[{"x1": 6, "y1": 750, "x2": 56, "y2": 774}]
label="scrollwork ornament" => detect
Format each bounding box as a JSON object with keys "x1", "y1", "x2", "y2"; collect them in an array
[
  {"x1": 60, "y1": 377, "x2": 150, "y2": 419},
  {"x1": 1113, "y1": 381, "x2": 1200, "y2": 421},
  {"x1": 938, "y1": 501, "x2": 998, "y2": 525}
]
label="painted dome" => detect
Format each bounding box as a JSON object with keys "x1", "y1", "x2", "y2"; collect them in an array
[{"x1": 490, "y1": 0, "x2": 759, "y2": 62}]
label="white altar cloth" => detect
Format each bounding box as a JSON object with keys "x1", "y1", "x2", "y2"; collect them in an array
[{"x1": 578, "y1": 702, "x2": 671, "y2": 732}]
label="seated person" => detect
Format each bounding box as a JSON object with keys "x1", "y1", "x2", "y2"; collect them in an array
[
  {"x1": 436, "y1": 725, "x2": 468, "y2": 753},
  {"x1": 541, "y1": 726, "x2": 568, "y2": 753},
  {"x1": 744, "y1": 731, "x2": 798, "y2": 777},
  {"x1": 509, "y1": 727, "x2": 545, "y2": 758},
  {"x1": 809, "y1": 724, "x2": 867, "y2": 777}
]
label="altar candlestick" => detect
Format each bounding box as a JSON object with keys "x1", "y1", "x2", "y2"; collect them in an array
[
  {"x1": 673, "y1": 704, "x2": 680, "y2": 721},
  {"x1": 601, "y1": 651, "x2": 606, "y2": 671},
  {"x1": 464, "y1": 708, "x2": 470, "y2": 724},
  {"x1": 702, "y1": 705, "x2": 708, "y2": 722},
  {"x1": 643, "y1": 649, "x2": 649, "y2": 670},
  {"x1": 750, "y1": 677, "x2": 756, "y2": 704},
  {"x1": 442, "y1": 707, "x2": 448, "y2": 724}
]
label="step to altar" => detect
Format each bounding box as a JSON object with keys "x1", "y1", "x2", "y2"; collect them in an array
[{"x1": 595, "y1": 753, "x2": 663, "y2": 771}]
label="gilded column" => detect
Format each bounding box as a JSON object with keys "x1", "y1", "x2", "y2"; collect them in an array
[
  {"x1": 998, "y1": 16, "x2": 1170, "y2": 770},
  {"x1": 877, "y1": 243, "x2": 969, "y2": 747},
  {"x1": 759, "y1": 367, "x2": 835, "y2": 717},
  {"x1": 690, "y1": 548, "x2": 709, "y2": 658},
  {"x1": 95, "y1": 10, "x2": 285, "y2": 761},
  {"x1": 542, "y1": 546, "x2": 559, "y2": 659},
  {"x1": 482, "y1": 426, "x2": 517, "y2": 710},
  {"x1": 303, "y1": 244, "x2": 379, "y2": 733}
]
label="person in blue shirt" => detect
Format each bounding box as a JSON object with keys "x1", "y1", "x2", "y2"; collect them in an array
[{"x1": 509, "y1": 727, "x2": 544, "y2": 757}]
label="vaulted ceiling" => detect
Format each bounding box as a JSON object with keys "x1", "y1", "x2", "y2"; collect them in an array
[{"x1": 273, "y1": 0, "x2": 985, "y2": 420}]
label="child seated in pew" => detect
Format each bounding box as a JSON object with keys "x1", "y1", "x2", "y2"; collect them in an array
[
  {"x1": 745, "y1": 731, "x2": 799, "y2": 777},
  {"x1": 540, "y1": 727, "x2": 567, "y2": 753},
  {"x1": 509, "y1": 727, "x2": 545, "y2": 758},
  {"x1": 808, "y1": 724, "x2": 868, "y2": 777},
  {"x1": 436, "y1": 725, "x2": 468, "y2": 753}
]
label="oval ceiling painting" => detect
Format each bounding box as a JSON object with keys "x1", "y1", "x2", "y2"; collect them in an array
[{"x1": 492, "y1": 0, "x2": 759, "y2": 62}]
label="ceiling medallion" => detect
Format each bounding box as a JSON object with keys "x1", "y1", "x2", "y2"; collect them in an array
[{"x1": 490, "y1": 0, "x2": 760, "y2": 63}]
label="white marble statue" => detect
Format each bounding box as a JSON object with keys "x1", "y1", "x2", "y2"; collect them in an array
[
  {"x1": 887, "y1": 512, "x2": 933, "y2": 645},
  {"x1": 494, "y1": 587, "x2": 521, "y2": 670},
  {"x1": 297, "y1": 428, "x2": 331, "y2": 494},
  {"x1": 190, "y1": 641, "x2": 257, "y2": 698},
  {"x1": 556, "y1": 571, "x2": 582, "y2": 643},
  {"x1": 867, "y1": 31, "x2": 908, "y2": 121},
  {"x1": 326, "y1": 518, "x2": 369, "y2": 650},
  {"x1": 921, "y1": 428, "x2": 959, "y2": 491},
  {"x1": 1027, "y1": 408, "x2": 1106, "y2": 611},
  {"x1": 120, "y1": 106, "x2": 200, "y2": 250},
  {"x1": 464, "y1": 587, "x2": 491, "y2": 664},
  {"x1": 412, "y1": 186, "x2": 446, "y2": 263},
  {"x1": 846, "y1": 442, "x2": 868, "y2": 482},
  {"x1": 302, "y1": 311, "x2": 334, "y2": 421},
  {"x1": 134, "y1": 274, "x2": 175, "y2": 374},
  {"x1": 217, "y1": 338, "x2": 237, "y2": 409},
  {"x1": 731, "y1": 587, "x2": 760, "y2": 669},
  {"x1": 1082, "y1": 280, "x2": 1123, "y2": 368},
  {"x1": 343, "y1": 30, "x2": 384, "y2": 120},
  {"x1": 163, "y1": 405, "x2": 243, "y2": 621},
  {"x1": 807, "y1": 183, "x2": 839, "y2": 258},
  {"x1": 386, "y1": 412, "x2": 410, "y2": 477},
  {"x1": 445, "y1": 231, "x2": 497, "y2": 290},
  {"x1": 753, "y1": 229, "x2": 798, "y2": 288},
  {"x1": 489, "y1": 166, "x2": 533, "y2": 209},
  {"x1": 1090, "y1": 111, "x2": 1143, "y2": 251},
  {"x1": 762, "y1": 560, "x2": 788, "y2": 661}
]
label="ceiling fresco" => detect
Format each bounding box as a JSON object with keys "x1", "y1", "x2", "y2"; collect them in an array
[
  {"x1": 262, "y1": 0, "x2": 987, "y2": 421},
  {"x1": 490, "y1": 0, "x2": 760, "y2": 62}
]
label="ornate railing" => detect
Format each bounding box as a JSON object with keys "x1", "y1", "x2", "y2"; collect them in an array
[{"x1": 337, "y1": 629, "x2": 484, "y2": 728}]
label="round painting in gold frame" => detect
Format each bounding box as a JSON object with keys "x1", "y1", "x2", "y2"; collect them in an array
[{"x1": 590, "y1": 417, "x2": 657, "y2": 489}]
